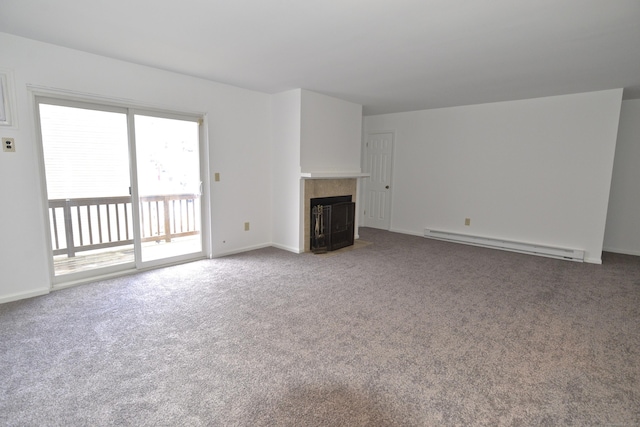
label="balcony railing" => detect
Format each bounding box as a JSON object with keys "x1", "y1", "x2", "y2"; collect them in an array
[{"x1": 48, "y1": 194, "x2": 199, "y2": 258}]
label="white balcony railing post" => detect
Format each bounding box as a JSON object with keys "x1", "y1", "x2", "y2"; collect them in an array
[{"x1": 63, "y1": 199, "x2": 76, "y2": 258}]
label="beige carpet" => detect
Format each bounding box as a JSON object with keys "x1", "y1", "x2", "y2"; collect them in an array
[{"x1": 1, "y1": 227, "x2": 639, "y2": 426}]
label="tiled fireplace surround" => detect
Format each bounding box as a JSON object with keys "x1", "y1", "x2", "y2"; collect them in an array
[{"x1": 303, "y1": 178, "x2": 357, "y2": 253}]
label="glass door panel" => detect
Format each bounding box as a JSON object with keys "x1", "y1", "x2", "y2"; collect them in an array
[
  {"x1": 39, "y1": 102, "x2": 134, "y2": 277},
  {"x1": 134, "y1": 114, "x2": 202, "y2": 263}
]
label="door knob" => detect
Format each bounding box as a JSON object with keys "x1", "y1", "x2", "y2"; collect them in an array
[{"x1": 385, "y1": 185, "x2": 389, "y2": 189}]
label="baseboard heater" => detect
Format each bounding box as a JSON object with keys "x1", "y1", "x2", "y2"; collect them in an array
[{"x1": 424, "y1": 229, "x2": 584, "y2": 262}]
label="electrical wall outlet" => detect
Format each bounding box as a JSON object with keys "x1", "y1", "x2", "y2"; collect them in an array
[
  {"x1": 244, "y1": 222, "x2": 250, "y2": 231},
  {"x1": 465, "y1": 218, "x2": 471, "y2": 226},
  {"x1": 2, "y1": 137, "x2": 15, "y2": 152}
]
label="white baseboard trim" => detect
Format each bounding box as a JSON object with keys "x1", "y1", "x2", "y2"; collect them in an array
[
  {"x1": 0, "y1": 288, "x2": 50, "y2": 304},
  {"x1": 213, "y1": 243, "x2": 274, "y2": 258},
  {"x1": 271, "y1": 243, "x2": 304, "y2": 254},
  {"x1": 389, "y1": 228, "x2": 424, "y2": 237}
]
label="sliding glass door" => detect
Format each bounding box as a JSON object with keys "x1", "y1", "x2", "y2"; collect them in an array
[
  {"x1": 133, "y1": 114, "x2": 202, "y2": 264},
  {"x1": 37, "y1": 97, "x2": 205, "y2": 283},
  {"x1": 40, "y1": 101, "x2": 134, "y2": 277}
]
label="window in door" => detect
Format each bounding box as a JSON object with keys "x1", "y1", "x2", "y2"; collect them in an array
[
  {"x1": 134, "y1": 114, "x2": 202, "y2": 264},
  {"x1": 39, "y1": 101, "x2": 134, "y2": 277}
]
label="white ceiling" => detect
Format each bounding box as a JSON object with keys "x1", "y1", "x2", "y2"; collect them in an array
[{"x1": 1, "y1": 0, "x2": 639, "y2": 115}]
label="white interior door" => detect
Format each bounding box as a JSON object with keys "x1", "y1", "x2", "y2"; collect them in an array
[{"x1": 363, "y1": 132, "x2": 394, "y2": 230}]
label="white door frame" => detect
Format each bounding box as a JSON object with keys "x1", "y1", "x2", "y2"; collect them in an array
[
  {"x1": 129, "y1": 109, "x2": 206, "y2": 271},
  {"x1": 32, "y1": 90, "x2": 210, "y2": 288}
]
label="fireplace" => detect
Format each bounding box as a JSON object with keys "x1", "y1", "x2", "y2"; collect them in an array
[
  {"x1": 303, "y1": 178, "x2": 358, "y2": 253},
  {"x1": 310, "y1": 196, "x2": 355, "y2": 253}
]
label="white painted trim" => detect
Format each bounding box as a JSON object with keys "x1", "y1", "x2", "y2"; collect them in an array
[
  {"x1": 26, "y1": 84, "x2": 206, "y2": 117},
  {"x1": 271, "y1": 243, "x2": 304, "y2": 254},
  {"x1": 389, "y1": 227, "x2": 424, "y2": 237},
  {"x1": 200, "y1": 113, "x2": 213, "y2": 260},
  {"x1": 301, "y1": 172, "x2": 370, "y2": 179},
  {"x1": 213, "y1": 243, "x2": 274, "y2": 258},
  {"x1": 0, "y1": 68, "x2": 18, "y2": 128},
  {"x1": 0, "y1": 288, "x2": 49, "y2": 304},
  {"x1": 32, "y1": 92, "x2": 209, "y2": 286},
  {"x1": 29, "y1": 89, "x2": 57, "y2": 285}
]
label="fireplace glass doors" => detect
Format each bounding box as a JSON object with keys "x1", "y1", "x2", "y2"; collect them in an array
[{"x1": 310, "y1": 196, "x2": 355, "y2": 253}]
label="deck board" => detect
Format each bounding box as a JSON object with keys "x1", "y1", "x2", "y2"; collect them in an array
[{"x1": 54, "y1": 247, "x2": 135, "y2": 275}]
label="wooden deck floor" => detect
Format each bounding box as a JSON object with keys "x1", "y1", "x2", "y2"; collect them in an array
[
  {"x1": 54, "y1": 247, "x2": 135, "y2": 275},
  {"x1": 53, "y1": 236, "x2": 201, "y2": 275}
]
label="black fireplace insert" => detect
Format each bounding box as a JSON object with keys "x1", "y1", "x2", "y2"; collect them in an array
[{"x1": 310, "y1": 196, "x2": 355, "y2": 253}]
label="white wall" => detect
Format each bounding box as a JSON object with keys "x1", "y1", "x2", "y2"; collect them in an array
[
  {"x1": 0, "y1": 32, "x2": 272, "y2": 302},
  {"x1": 603, "y1": 99, "x2": 640, "y2": 255},
  {"x1": 271, "y1": 89, "x2": 302, "y2": 252},
  {"x1": 300, "y1": 89, "x2": 362, "y2": 173},
  {"x1": 364, "y1": 90, "x2": 623, "y2": 263},
  {"x1": 270, "y1": 89, "x2": 364, "y2": 253}
]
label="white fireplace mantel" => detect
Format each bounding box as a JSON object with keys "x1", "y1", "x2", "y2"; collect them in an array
[{"x1": 300, "y1": 172, "x2": 370, "y2": 179}]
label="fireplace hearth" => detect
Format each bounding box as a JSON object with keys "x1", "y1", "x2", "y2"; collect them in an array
[{"x1": 310, "y1": 196, "x2": 355, "y2": 253}]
